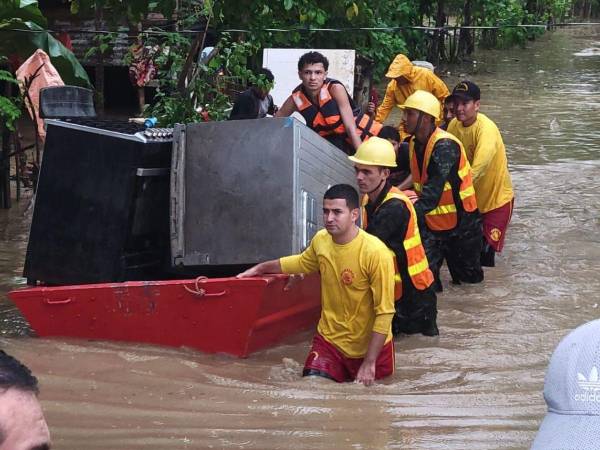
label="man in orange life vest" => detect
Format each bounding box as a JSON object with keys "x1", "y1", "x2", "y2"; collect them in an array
[
  {"x1": 275, "y1": 51, "x2": 382, "y2": 155},
  {"x1": 400, "y1": 90, "x2": 484, "y2": 291},
  {"x1": 349, "y1": 137, "x2": 439, "y2": 336}
]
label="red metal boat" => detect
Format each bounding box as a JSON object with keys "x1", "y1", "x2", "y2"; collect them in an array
[{"x1": 8, "y1": 274, "x2": 321, "y2": 358}]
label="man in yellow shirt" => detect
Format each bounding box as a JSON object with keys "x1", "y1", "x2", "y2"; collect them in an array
[
  {"x1": 447, "y1": 81, "x2": 514, "y2": 267},
  {"x1": 237, "y1": 184, "x2": 396, "y2": 386},
  {"x1": 372, "y1": 54, "x2": 449, "y2": 137}
]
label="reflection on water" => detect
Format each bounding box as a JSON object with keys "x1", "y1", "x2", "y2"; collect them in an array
[{"x1": 1, "y1": 25, "x2": 600, "y2": 449}]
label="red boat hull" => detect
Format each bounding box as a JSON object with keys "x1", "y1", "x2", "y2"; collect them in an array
[{"x1": 8, "y1": 275, "x2": 321, "y2": 357}]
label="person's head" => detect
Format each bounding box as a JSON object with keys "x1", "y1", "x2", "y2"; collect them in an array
[
  {"x1": 0, "y1": 351, "x2": 50, "y2": 450},
  {"x1": 348, "y1": 137, "x2": 396, "y2": 196},
  {"x1": 448, "y1": 80, "x2": 480, "y2": 127},
  {"x1": 531, "y1": 319, "x2": 600, "y2": 449},
  {"x1": 399, "y1": 90, "x2": 440, "y2": 136},
  {"x1": 395, "y1": 76, "x2": 410, "y2": 86},
  {"x1": 443, "y1": 96, "x2": 455, "y2": 124},
  {"x1": 253, "y1": 68, "x2": 275, "y2": 99},
  {"x1": 385, "y1": 54, "x2": 413, "y2": 84},
  {"x1": 298, "y1": 52, "x2": 329, "y2": 94},
  {"x1": 378, "y1": 126, "x2": 401, "y2": 153},
  {"x1": 322, "y1": 184, "x2": 359, "y2": 238}
]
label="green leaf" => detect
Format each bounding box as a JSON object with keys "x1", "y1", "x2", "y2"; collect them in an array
[
  {"x1": 0, "y1": 70, "x2": 18, "y2": 84},
  {"x1": 346, "y1": 5, "x2": 355, "y2": 20},
  {"x1": 0, "y1": 0, "x2": 47, "y2": 27},
  {"x1": 0, "y1": 20, "x2": 91, "y2": 87},
  {"x1": 0, "y1": 96, "x2": 22, "y2": 131},
  {"x1": 283, "y1": 0, "x2": 293, "y2": 11}
]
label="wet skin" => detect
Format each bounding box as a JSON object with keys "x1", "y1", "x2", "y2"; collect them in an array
[{"x1": 0, "y1": 388, "x2": 50, "y2": 450}]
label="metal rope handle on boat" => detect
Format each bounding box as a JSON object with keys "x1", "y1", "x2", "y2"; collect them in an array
[{"x1": 183, "y1": 276, "x2": 228, "y2": 297}]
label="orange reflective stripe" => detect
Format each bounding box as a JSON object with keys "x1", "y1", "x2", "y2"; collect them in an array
[
  {"x1": 360, "y1": 187, "x2": 433, "y2": 296},
  {"x1": 409, "y1": 128, "x2": 478, "y2": 230},
  {"x1": 293, "y1": 79, "x2": 382, "y2": 140}
]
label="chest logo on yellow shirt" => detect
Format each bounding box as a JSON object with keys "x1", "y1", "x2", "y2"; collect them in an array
[
  {"x1": 341, "y1": 268, "x2": 355, "y2": 285},
  {"x1": 490, "y1": 228, "x2": 502, "y2": 242}
]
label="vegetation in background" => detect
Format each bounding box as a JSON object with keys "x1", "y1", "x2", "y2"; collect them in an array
[
  {"x1": 2, "y1": 0, "x2": 599, "y2": 127},
  {"x1": 0, "y1": 65, "x2": 22, "y2": 131},
  {"x1": 0, "y1": 0, "x2": 90, "y2": 87}
]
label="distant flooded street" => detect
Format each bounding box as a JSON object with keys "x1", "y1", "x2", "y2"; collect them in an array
[{"x1": 1, "y1": 25, "x2": 600, "y2": 449}]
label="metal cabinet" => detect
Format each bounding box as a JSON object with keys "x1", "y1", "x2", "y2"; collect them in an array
[{"x1": 170, "y1": 117, "x2": 357, "y2": 267}]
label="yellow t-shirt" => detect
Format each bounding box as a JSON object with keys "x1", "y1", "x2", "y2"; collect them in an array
[
  {"x1": 280, "y1": 228, "x2": 395, "y2": 358},
  {"x1": 447, "y1": 113, "x2": 514, "y2": 213}
]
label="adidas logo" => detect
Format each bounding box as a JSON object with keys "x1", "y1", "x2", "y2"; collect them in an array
[
  {"x1": 574, "y1": 366, "x2": 600, "y2": 403},
  {"x1": 577, "y1": 367, "x2": 600, "y2": 391}
]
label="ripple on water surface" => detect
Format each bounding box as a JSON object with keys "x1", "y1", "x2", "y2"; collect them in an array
[{"x1": 1, "y1": 25, "x2": 600, "y2": 450}]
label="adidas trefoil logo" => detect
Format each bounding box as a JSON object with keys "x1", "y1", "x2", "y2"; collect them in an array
[{"x1": 577, "y1": 366, "x2": 600, "y2": 391}]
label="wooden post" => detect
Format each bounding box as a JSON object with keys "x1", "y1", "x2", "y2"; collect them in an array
[
  {"x1": 459, "y1": 0, "x2": 475, "y2": 56},
  {"x1": 1, "y1": 80, "x2": 13, "y2": 208},
  {"x1": 1, "y1": 125, "x2": 11, "y2": 209},
  {"x1": 94, "y1": 5, "x2": 105, "y2": 114}
]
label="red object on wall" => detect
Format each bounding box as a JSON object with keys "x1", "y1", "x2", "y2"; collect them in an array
[{"x1": 8, "y1": 274, "x2": 321, "y2": 358}]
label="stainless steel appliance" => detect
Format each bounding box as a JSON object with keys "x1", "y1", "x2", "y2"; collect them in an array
[{"x1": 170, "y1": 117, "x2": 357, "y2": 267}]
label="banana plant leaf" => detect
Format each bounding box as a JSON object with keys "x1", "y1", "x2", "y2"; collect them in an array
[
  {"x1": 0, "y1": 0, "x2": 47, "y2": 27},
  {"x1": 0, "y1": 0, "x2": 91, "y2": 87}
]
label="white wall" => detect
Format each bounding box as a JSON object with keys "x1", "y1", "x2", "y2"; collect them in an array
[{"x1": 263, "y1": 49, "x2": 356, "y2": 110}]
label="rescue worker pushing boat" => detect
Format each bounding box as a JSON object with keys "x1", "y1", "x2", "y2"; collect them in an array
[
  {"x1": 276, "y1": 52, "x2": 382, "y2": 155},
  {"x1": 400, "y1": 90, "x2": 484, "y2": 291},
  {"x1": 348, "y1": 137, "x2": 439, "y2": 336},
  {"x1": 447, "y1": 81, "x2": 514, "y2": 267},
  {"x1": 238, "y1": 184, "x2": 396, "y2": 386}
]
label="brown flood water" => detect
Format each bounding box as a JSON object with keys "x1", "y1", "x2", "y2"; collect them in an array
[{"x1": 2, "y1": 25, "x2": 600, "y2": 449}]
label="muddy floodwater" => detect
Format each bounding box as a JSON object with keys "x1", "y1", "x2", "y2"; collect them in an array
[{"x1": 2, "y1": 26, "x2": 600, "y2": 449}]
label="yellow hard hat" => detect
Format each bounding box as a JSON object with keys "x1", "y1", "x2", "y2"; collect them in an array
[
  {"x1": 398, "y1": 90, "x2": 441, "y2": 118},
  {"x1": 348, "y1": 137, "x2": 397, "y2": 168}
]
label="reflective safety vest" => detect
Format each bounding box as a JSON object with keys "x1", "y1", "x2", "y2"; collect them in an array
[
  {"x1": 361, "y1": 186, "x2": 434, "y2": 299},
  {"x1": 292, "y1": 78, "x2": 382, "y2": 141},
  {"x1": 409, "y1": 128, "x2": 477, "y2": 231}
]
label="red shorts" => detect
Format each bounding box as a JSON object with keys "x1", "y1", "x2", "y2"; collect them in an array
[
  {"x1": 482, "y1": 199, "x2": 514, "y2": 252},
  {"x1": 303, "y1": 333, "x2": 395, "y2": 383}
]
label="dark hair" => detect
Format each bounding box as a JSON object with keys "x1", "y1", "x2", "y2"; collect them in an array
[
  {"x1": 259, "y1": 68, "x2": 274, "y2": 83},
  {"x1": 324, "y1": 184, "x2": 359, "y2": 210},
  {"x1": 298, "y1": 52, "x2": 329, "y2": 71},
  {"x1": 0, "y1": 350, "x2": 39, "y2": 395},
  {"x1": 378, "y1": 126, "x2": 400, "y2": 142}
]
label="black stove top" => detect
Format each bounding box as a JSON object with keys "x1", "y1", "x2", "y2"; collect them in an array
[{"x1": 61, "y1": 118, "x2": 146, "y2": 135}]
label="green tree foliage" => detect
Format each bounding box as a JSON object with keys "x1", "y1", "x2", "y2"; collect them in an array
[
  {"x1": 213, "y1": 0, "x2": 418, "y2": 78},
  {"x1": 0, "y1": 66, "x2": 22, "y2": 131},
  {"x1": 68, "y1": 0, "x2": 597, "y2": 124},
  {"x1": 0, "y1": 0, "x2": 90, "y2": 86}
]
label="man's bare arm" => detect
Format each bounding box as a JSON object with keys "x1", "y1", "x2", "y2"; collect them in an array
[
  {"x1": 355, "y1": 331, "x2": 387, "y2": 386},
  {"x1": 237, "y1": 259, "x2": 282, "y2": 278},
  {"x1": 330, "y1": 83, "x2": 362, "y2": 150},
  {"x1": 396, "y1": 173, "x2": 414, "y2": 190},
  {"x1": 274, "y1": 96, "x2": 296, "y2": 117}
]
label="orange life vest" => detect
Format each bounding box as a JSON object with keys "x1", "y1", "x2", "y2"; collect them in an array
[
  {"x1": 292, "y1": 78, "x2": 382, "y2": 141},
  {"x1": 409, "y1": 128, "x2": 477, "y2": 231},
  {"x1": 361, "y1": 186, "x2": 434, "y2": 299}
]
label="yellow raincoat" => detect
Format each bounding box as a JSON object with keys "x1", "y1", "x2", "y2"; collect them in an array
[{"x1": 375, "y1": 54, "x2": 449, "y2": 129}]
